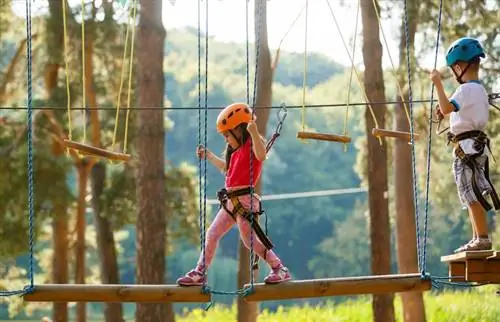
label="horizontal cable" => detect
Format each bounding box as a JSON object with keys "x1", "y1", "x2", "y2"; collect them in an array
[
  {"x1": 0, "y1": 98, "x2": 437, "y2": 111},
  {"x1": 205, "y1": 186, "x2": 368, "y2": 205}
]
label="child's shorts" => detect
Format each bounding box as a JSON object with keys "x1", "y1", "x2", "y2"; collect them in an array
[{"x1": 453, "y1": 154, "x2": 492, "y2": 209}]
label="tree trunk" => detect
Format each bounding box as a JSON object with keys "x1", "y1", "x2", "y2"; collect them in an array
[
  {"x1": 237, "y1": 2, "x2": 272, "y2": 321},
  {"x1": 394, "y1": 3, "x2": 426, "y2": 322},
  {"x1": 45, "y1": 2, "x2": 68, "y2": 321},
  {"x1": 75, "y1": 161, "x2": 90, "y2": 322},
  {"x1": 360, "y1": 0, "x2": 394, "y2": 321},
  {"x1": 91, "y1": 162, "x2": 124, "y2": 322},
  {"x1": 135, "y1": 1, "x2": 171, "y2": 321},
  {"x1": 52, "y1": 204, "x2": 68, "y2": 322}
]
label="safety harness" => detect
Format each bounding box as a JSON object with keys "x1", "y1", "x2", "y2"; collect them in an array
[
  {"x1": 217, "y1": 187, "x2": 274, "y2": 269},
  {"x1": 447, "y1": 130, "x2": 500, "y2": 211}
]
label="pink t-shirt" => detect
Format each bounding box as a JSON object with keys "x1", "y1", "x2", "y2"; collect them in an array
[{"x1": 225, "y1": 139, "x2": 262, "y2": 188}]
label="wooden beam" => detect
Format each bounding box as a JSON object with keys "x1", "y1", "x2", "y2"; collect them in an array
[
  {"x1": 243, "y1": 273, "x2": 431, "y2": 302},
  {"x1": 296, "y1": 131, "x2": 351, "y2": 143},
  {"x1": 372, "y1": 128, "x2": 420, "y2": 142},
  {"x1": 23, "y1": 284, "x2": 210, "y2": 303},
  {"x1": 63, "y1": 139, "x2": 131, "y2": 162},
  {"x1": 441, "y1": 250, "x2": 495, "y2": 263}
]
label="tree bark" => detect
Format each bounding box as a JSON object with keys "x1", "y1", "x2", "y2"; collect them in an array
[
  {"x1": 75, "y1": 161, "x2": 90, "y2": 322},
  {"x1": 360, "y1": 0, "x2": 394, "y2": 321},
  {"x1": 135, "y1": 1, "x2": 171, "y2": 321},
  {"x1": 394, "y1": 3, "x2": 427, "y2": 322},
  {"x1": 45, "y1": 2, "x2": 68, "y2": 321},
  {"x1": 237, "y1": 2, "x2": 272, "y2": 322},
  {"x1": 91, "y1": 162, "x2": 124, "y2": 322},
  {"x1": 51, "y1": 204, "x2": 68, "y2": 322}
]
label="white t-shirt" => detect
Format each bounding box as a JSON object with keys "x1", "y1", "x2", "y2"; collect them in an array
[{"x1": 449, "y1": 81, "x2": 489, "y2": 155}]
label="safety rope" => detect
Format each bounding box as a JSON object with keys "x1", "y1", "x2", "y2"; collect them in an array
[
  {"x1": 81, "y1": 0, "x2": 87, "y2": 144},
  {"x1": 371, "y1": 0, "x2": 411, "y2": 126},
  {"x1": 0, "y1": 0, "x2": 35, "y2": 298},
  {"x1": 112, "y1": 0, "x2": 138, "y2": 154},
  {"x1": 300, "y1": 0, "x2": 309, "y2": 132},
  {"x1": 403, "y1": 0, "x2": 423, "y2": 274},
  {"x1": 324, "y1": 0, "x2": 381, "y2": 144},
  {"x1": 343, "y1": 0, "x2": 360, "y2": 151}
]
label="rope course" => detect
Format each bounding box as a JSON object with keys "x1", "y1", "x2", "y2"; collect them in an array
[{"x1": 2, "y1": 0, "x2": 500, "y2": 308}]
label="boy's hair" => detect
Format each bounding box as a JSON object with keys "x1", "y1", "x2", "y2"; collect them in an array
[{"x1": 223, "y1": 123, "x2": 251, "y2": 173}]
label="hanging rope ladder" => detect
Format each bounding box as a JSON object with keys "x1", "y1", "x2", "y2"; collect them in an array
[{"x1": 61, "y1": 0, "x2": 135, "y2": 162}]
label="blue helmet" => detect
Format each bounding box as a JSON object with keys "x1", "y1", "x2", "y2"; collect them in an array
[{"x1": 445, "y1": 37, "x2": 485, "y2": 66}]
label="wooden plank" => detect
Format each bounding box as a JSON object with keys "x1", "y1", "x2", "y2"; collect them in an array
[
  {"x1": 371, "y1": 128, "x2": 420, "y2": 142},
  {"x1": 296, "y1": 131, "x2": 351, "y2": 143},
  {"x1": 441, "y1": 250, "x2": 495, "y2": 263},
  {"x1": 23, "y1": 284, "x2": 210, "y2": 303},
  {"x1": 64, "y1": 139, "x2": 131, "y2": 162},
  {"x1": 448, "y1": 262, "x2": 466, "y2": 282},
  {"x1": 488, "y1": 251, "x2": 500, "y2": 259},
  {"x1": 243, "y1": 273, "x2": 431, "y2": 302},
  {"x1": 467, "y1": 259, "x2": 500, "y2": 283}
]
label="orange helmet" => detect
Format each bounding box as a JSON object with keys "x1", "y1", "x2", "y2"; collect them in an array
[{"x1": 216, "y1": 102, "x2": 254, "y2": 132}]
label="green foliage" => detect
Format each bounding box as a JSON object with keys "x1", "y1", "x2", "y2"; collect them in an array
[{"x1": 174, "y1": 290, "x2": 500, "y2": 322}]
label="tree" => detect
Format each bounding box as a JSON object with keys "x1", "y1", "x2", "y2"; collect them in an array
[
  {"x1": 393, "y1": 2, "x2": 426, "y2": 321},
  {"x1": 135, "y1": 0, "x2": 171, "y2": 321},
  {"x1": 360, "y1": 0, "x2": 394, "y2": 321}
]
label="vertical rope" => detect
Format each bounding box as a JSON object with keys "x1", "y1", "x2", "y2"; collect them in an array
[
  {"x1": 62, "y1": 0, "x2": 72, "y2": 142},
  {"x1": 203, "y1": 0, "x2": 209, "y2": 286},
  {"x1": 403, "y1": 0, "x2": 422, "y2": 272},
  {"x1": 25, "y1": 0, "x2": 35, "y2": 291},
  {"x1": 197, "y1": 0, "x2": 207, "y2": 288},
  {"x1": 300, "y1": 0, "x2": 309, "y2": 132},
  {"x1": 81, "y1": 0, "x2": 87, "y2": 143},
  {"x1": 422, "y1": 0, "x2": 443, "y2": 274}
]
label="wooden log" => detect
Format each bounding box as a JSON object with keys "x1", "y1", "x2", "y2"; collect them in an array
[
  {"x1": 63, "y1": 139, "x2": 131, "y2": 162},
  {"x1": 23, "y1": 284, "x2": 210, "y2": 303},
  {"x1": 296, "y1": 131, "x2": 351, "y2": 143},
  {"x1": 243, "y1": 273, "x2": 431, "y2": 302},
  {"x1": 372, "y1": 128, "x2": 420, "y2": 142},
  {"x1": 466, "y1": 259, "x2": 500, "y2": 283}
]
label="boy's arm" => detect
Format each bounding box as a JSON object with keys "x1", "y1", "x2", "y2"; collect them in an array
[
  {"x1": 207, "y1": 152, "x2": 226, "y2": 172},
  {"x1": 435, "y1": 82, "x2": 457, "y2": 115}
]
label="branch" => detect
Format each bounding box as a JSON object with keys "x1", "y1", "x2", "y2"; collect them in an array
[
  {"x1": 40, "y1": 110, "x2": 79, "y2": 160},
  {"x1": 0, "y1": 34, "x2": 39, "y2": 104}
]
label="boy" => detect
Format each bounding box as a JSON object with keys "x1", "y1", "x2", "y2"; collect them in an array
[{"x1": 430, "y1": 37, "x2": 499, "y2": 253}]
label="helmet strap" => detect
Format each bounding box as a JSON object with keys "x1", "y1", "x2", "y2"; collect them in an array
[{"x1": 452, "y1": 62, "x2": 472, "y2": 84}]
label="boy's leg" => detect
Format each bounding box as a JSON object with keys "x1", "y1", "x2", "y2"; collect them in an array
[
  {"x1": 455, "y1": 155, "x2": 492, "y2": 252},
  {"x1": 453, "y1": 158, "x2": 477, "y2": 252},
  {"x1": 177, "y1": 208, "x2": 235, "y2": 286},
  {"x1": 466, "y1": 201, "x2": 492, "y2": 250}
]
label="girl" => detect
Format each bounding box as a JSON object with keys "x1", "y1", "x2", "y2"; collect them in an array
[{"x1": 177, "y1": 102, "x2": 291, "y2": 286}]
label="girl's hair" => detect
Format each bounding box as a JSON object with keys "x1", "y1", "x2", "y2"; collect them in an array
[{"x1": 223, "y1": 123, "x2": 251, "y2": 172}]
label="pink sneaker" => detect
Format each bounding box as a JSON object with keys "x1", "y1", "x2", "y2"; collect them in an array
[
  {"x1": 176, "y1": 269, "x2": 206, "y2": 286},
  {"x1": 264, "y1": 264, "x2": 291, "y2": 284}
]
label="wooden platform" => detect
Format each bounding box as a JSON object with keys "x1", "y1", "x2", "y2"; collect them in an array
[
  {"x1": 441, "y1": 250, "x2": 500, "y2": 284},
  {"x1": 243, "y1": 273, "x2": 431, "y2": 302},
  {"x1": 23, "y1": 284, "x2": 210, "y2": 303}
]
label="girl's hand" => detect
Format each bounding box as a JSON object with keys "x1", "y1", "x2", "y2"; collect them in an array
[
  {"x1": 196, "y1": 145, "x2": 211, "y2": 160},
  {"x1": 246, "y1": 120, "x2": 258, "y2": 135}
]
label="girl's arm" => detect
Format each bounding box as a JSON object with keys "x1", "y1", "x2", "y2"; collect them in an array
[
  {"x1": 207, "y1": 151, "x2": 226, "y2": 172},
  {"x1": 249, "y1": 131, "x2": 267, "y2": 161}
]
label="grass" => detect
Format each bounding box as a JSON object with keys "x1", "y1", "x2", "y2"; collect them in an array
[{"x1": 6, "y1": 288, "x2": 500, "y2": 322}]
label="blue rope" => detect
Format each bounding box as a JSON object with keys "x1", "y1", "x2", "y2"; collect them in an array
[
  {"x1": 422, "y1": 0, "x2": 443, "y2": 275},
  {"x1": 26, "y1": 0, "x2": 35, "y2": 293},
  {"x1": 0, "y1": 0, "x2": 36, "y2": 298},
  {"x1": 403, "y1": 0, "x2": 423, "y2": 274},
  {"x1": 203, "y1": 0, "x2": 209, "y2": 286}
]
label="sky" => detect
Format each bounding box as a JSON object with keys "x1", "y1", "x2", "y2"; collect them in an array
[{"x1": 12, "y1": 0, "x2": 444, "y2": 69}]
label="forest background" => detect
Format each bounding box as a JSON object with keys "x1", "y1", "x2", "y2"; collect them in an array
[{"x1": 0, "y1": 0, "x2": 499, "y2": 321}]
